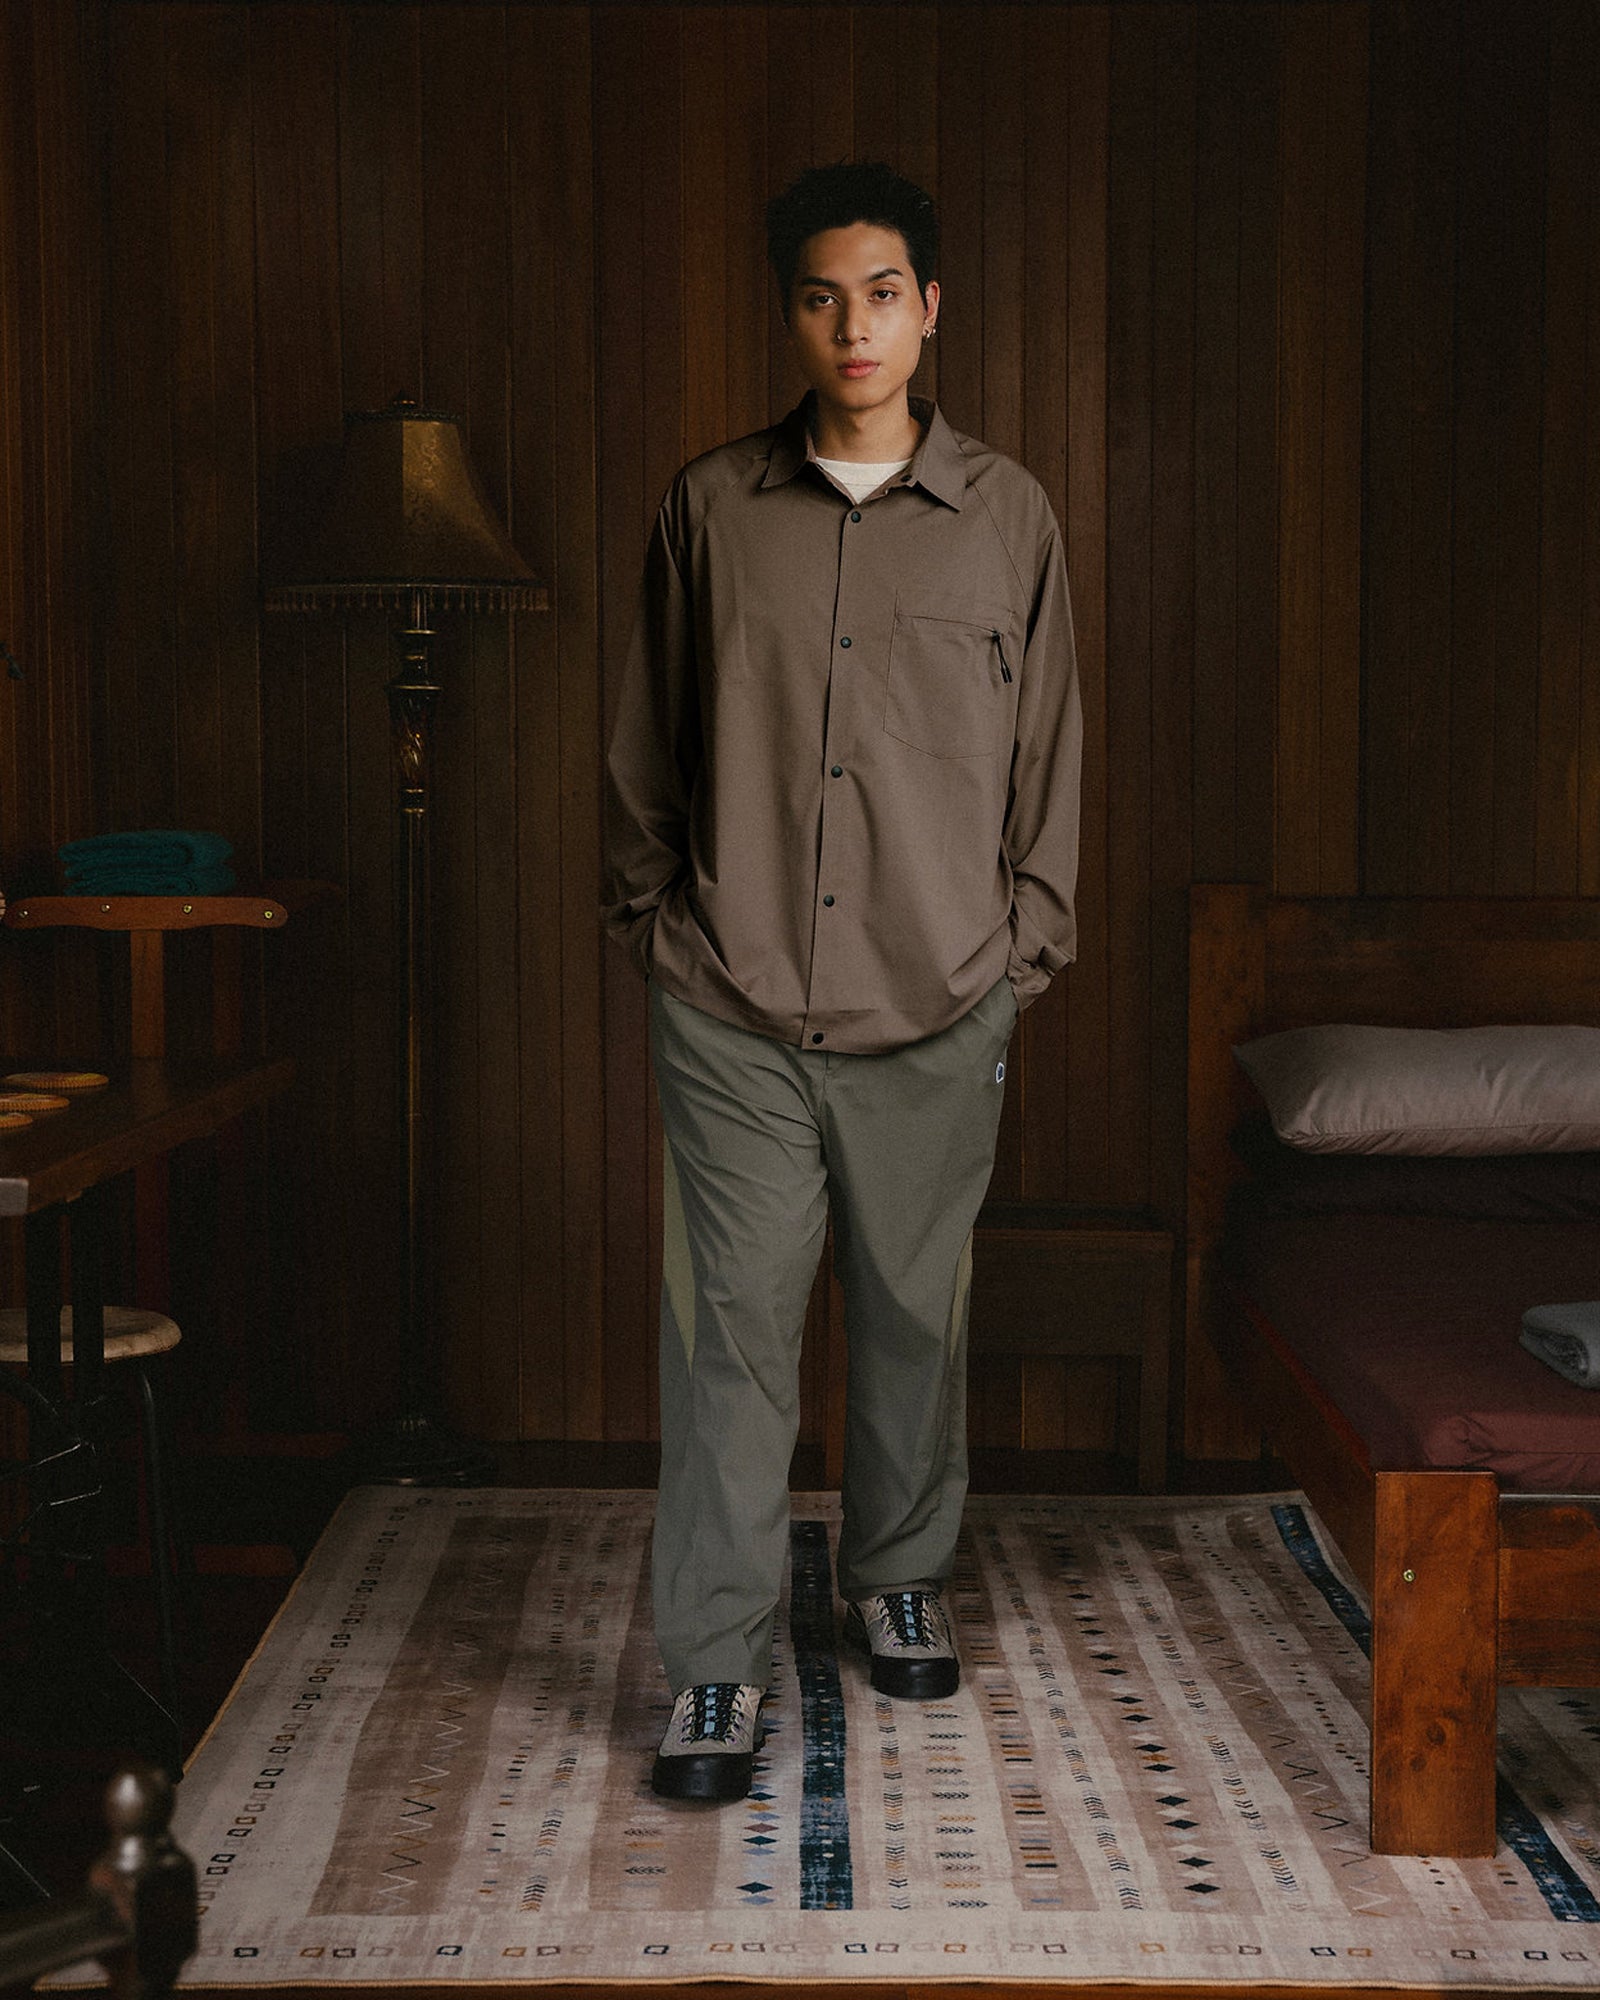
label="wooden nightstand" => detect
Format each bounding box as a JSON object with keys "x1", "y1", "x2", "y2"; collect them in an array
[{"x1": 968, "y1": 1203, "x2": 1175, "y2": 1491}]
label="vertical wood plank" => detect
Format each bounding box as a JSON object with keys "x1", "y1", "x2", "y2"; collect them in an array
[
  {"x1": 104, "y1": 2, "x2": 177, "y2": 841},
  {"x1": 503, "y1": 7, "x2": 566, "y2": 1440},
  {"x1": 980, "y1": 6, "x2": 1025, "y2": 465},
  {"x1": 935, "y1": 6, "x2": 983, "y2": 439},
  {"x1": 1011, "y1": 1, "x2": 1074, "y2": 1203},
  {"x1": 808, "y1": 7, "x2": 853, "y2": 165},
  {"x1": 894, "y1": 1, "x2": 940, "y2": 404},
  {"x1": 250, "y1": 0, "x2": 350, "y2": 1431},
  {"x1": 419, "y1": 4, "x2": 518, "y2": 1440},
  {"x1": 1192, "y1": 7, "x2": 1244, "y2": 889},
  {"x1": 596, "y1": 5, "x2": 660, "y2": 1443},
  {"x1": 850, "y1": 0, "x2": 898, "y2": 168},
  {"x1": 682, "y1": 6, "x2": 729, "y2": 464},
  {"x1": 765, "y1": 6, "x2": 813, "y2": 424},
  {"x1": 1272, "y1": 2, "x2": 1325, "y2": 895},
  {"x1": 337, "y1": 5, "x2": 423, "y2": 414},
  {"x1": 1063, "y1": 4, "x2": 1111, "y2": 1209},
  {"x1": 0, "y1": 0, "x2": 101, "y2": 1062},
  {"x1": 1103, "y1": 3, "x2": 1155, "y2": 1212},
  {"x1": 982, "y1": 0, "x2": 1030, "y2": 1205},
  {"x1": 0, "y1": 0, "x2": 20, "y2": 973},
  {"x1": 1314, "y1": 4, "x2": 1366, "y2": 897},
  {"x1": 1362, "y1": 0, "x2": 1457, "y2": 895},
  {"x1": 1146, "y1": 5, "x2": 1197, "y2": 1224},
  {"x1": 1481, "y1": 1, "x2": 1546, "y2": 896},
  {"x1": 323, "y1": 11, "x2": 421, "y2": 1426},
  {"x1": 723, "y1": 5, "x2": 770, "y2": 444},
  {"x1": 1231, "y1": 9, "x2": 1279, "y2": 890},
  {"x1": 1360, "y1": 0, "x2": 1420, "y2": 897},
  {"x1": 1448, "y1": 0, "x2": 1547, "y2": 895},
  {"x1": 546, "y1": 9, "x2": 608, "y2": 1443},
  {"x1": 1536, "y1": 0, "x2": 1590, "y2": 893},
  {"x1": 1400, "y1": 0, "x2": 1460, "y2": 900},
  {"x1": 1577, "y1": 6, "x2": 1600, "y2": 897},
  {"x1": 1275, "y1": 1, "x2": 1365, "y2": 897}
]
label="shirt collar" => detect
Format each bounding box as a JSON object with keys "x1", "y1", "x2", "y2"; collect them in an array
[{"x1": 761, "y1": 394, "x2": 967, "y2": 511}]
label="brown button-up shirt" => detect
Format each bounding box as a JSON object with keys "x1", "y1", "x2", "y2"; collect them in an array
[{"x1": 602, "y1": 396, "x2": 1082, "y2": 1054}]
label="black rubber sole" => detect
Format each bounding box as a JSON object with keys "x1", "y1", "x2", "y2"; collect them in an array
[
  {"x1": 867, "y1": 1653, "x2": 960, "y2": 1700},
  {"x1": 843, "y1": 1605, "x2": 961, "y2": 1700},
  {"x1": 651, "y1": 1749, "x2": 756, "y2": 1801}
]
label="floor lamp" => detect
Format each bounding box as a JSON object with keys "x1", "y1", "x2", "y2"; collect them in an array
[{"x1": 267, "y1": 396, "x2": 547, "y2": 1484}]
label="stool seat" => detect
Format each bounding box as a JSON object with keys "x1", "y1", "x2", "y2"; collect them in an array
[
  {"x1": 0, "y1": 1305, "x2": 182, "y2": 1366},
  {"x1": 0, "y1": 1303, "x2": 187, "y2": 1739}
]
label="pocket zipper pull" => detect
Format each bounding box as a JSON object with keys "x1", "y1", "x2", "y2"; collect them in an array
[{"x1": 991, "y1": 630, "x2": 1013, "y2": 683}]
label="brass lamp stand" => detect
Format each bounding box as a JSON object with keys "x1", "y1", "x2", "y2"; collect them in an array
[{"x1": 267, "y1": 397, "x2": 547, "y2": 1484}]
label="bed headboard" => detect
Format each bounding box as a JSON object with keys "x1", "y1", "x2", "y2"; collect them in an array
[{"x1": 1183, "y1": 883, "x2": 1600, "y2": 1457}]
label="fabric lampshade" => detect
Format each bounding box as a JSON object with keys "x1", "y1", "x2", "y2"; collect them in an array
[{"x1": 265, "y1": 398, "x2": 545, "y2": 613}]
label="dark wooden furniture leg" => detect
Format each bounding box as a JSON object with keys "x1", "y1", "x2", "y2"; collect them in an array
[
  {"x1": 11, "y1": 1190, "x2": 182, "y2": 1779},
  {"x1": 1370, "y1": 1469, "x2": 1499, "y2": 1857}
]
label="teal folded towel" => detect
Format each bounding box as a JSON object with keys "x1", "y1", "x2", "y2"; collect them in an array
[
  {"x1": 61, "y1": 829, "x2": 234, "y2": 871},
  {"x1": 63, "y1": 863, "x2": 238, "y2": 895},
  {"x1": 1520, "y1": 1301, "x2": 1600, "y2": 1389},
  {"x1": 60, "y1": 829, "x2": 236, "y2": 896}
]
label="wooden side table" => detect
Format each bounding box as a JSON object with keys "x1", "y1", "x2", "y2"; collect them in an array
[
  {"x1": 968, "y1": 1203, "x2": 1175, "y2": 1492},
  {"x1": 4, "y1": 887, "x2": 338, "y2": 1460},
  {"x1": 5, "y1": 885, "x2": 336, "y2": 1305}
]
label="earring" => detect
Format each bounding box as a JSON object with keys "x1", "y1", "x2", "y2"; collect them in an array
[{"x1": 922, "y1": 325, "x2": 935, "y2": 341}]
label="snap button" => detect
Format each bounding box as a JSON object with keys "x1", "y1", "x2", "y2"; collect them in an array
[
  {"x1": 849, "y1": 509, "x2": 862, "y2": 523},
  {"x1": 822, "y1": 894, "x2": 835, "y2": 907},
  {"x1": 839, "y1": 635, "x2": 851, "y2": 648},
  {"x1": 811, "y1": 1032, "x2": 825, "y2": 1045},
  {"x1": 830, "y1": 764, "x2": 843, "y2": 778}
]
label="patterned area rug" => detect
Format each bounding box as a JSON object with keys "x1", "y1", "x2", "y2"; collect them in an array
[{"x1": 149, "y1": 1488, "x2": 1600, "y2": 1988}]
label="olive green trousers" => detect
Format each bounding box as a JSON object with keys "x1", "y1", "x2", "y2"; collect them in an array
[{"x1": 648, "y1": 978, "x2": 1016, "y2": 1693}]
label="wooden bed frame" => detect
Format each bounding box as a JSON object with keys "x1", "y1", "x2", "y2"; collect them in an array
[{"x1": 1185, "y1": 883, "x2": 1600, "y2": 1858}]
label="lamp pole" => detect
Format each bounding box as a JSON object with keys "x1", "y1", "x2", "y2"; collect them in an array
[
  {"x1": 266, "y1": 401, "x2": 546, "y2": 1486},
  {"x1": 392, "y1": 596, "x2": 438, "y2": 1435}
]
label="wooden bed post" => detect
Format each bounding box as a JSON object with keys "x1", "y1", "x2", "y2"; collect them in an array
[{"x1": 1370, "y1": 1470, "x2": 1499, "y2": 1857}]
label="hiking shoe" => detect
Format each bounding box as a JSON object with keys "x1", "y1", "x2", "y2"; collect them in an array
[
  {"x1": 651, "y1": 1681, "x2": 765, "y2": 1801},
  {"x1": 844, "y1": 1590, "x2": 959, "y2": 1699}
]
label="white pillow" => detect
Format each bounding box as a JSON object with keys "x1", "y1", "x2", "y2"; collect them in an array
[{"x1": 1232, "y1": 1024, "x2": 1600, "y2": 1156}]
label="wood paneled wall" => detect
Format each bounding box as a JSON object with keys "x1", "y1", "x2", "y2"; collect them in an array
[
  {"x1": 3, "y1": 1, "x2": 1597, "y2": 1460},
  {"x1": 1363, "y1": 0, "x2": 1600, "y2": 899},
  {"x1": 0, "y1": 0, "x2": 104, "y2": 1058}
]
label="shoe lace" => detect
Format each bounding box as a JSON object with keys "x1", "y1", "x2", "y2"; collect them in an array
[
  {"x1": 686, "y1": 1682, "x2": 747, "y2": 1741},
  {"x1": 881, "y1": 1591, "x2": 938, "y2": 1646}
]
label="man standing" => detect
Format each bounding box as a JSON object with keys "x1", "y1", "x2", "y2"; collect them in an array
[{"x1": 603, "y1": 162, "x2": 1082, "y2": 1802}]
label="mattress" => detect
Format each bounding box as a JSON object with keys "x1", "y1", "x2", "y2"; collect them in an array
[{"x1": 1228, "y1": 1213, "x2": 1600, "y2": 1491}]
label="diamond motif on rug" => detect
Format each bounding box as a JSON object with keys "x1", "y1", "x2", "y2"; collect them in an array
[{"x1": 60, "y1": 1489, "x2": 1600, "y2": 1989}]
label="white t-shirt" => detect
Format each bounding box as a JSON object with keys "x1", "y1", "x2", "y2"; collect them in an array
[{"x1": 814, "y1": 455, "x2": 913, "y2": 504}]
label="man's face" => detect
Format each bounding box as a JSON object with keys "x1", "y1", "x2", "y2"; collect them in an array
[{"x1": 785, "y1": 223, "x2": 938, "y2": 425}]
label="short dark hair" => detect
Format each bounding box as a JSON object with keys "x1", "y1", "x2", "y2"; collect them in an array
[{"x1": 766, "y1": 161, "x2": 939, "y2": 309}]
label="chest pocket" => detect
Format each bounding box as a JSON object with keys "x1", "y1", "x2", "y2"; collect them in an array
[{"x1": 884, "y1": 601, "x2": 1015, "y2": 759}]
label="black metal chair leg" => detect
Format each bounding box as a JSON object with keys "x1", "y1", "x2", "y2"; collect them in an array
[{"x1": 134, "y1": 1364, "x2": 182, "y2": 1749}]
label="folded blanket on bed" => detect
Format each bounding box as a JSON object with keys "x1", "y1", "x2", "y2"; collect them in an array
[
  {"x1": 59, "y1": 830, "x2": 236, "y2": 895},
  {"x1": 1520, "y1": 1300, "x2": 1600, "y2": 1388}
]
